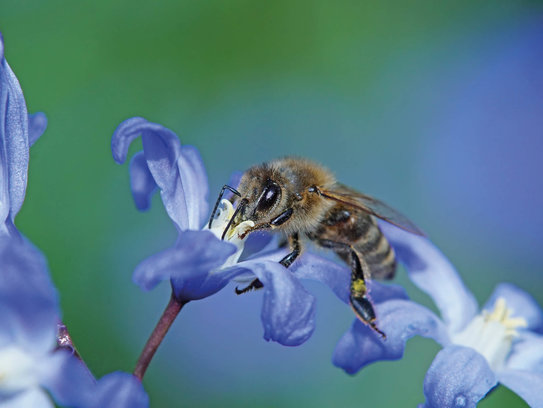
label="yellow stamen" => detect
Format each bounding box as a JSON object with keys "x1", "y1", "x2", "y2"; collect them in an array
[{"x1": 452, "y1": 297, "x2": 527, "y2": 372}]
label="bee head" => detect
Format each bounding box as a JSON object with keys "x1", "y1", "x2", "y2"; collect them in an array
[{"x1": 235, "y1": 165, "x2": 285, "y2": 223}]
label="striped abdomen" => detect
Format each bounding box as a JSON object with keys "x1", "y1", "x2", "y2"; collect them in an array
[{"x1": 307, "y1": 204, "x2": 397, "y2": 280}]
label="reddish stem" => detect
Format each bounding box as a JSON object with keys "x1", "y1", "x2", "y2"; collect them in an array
[{"x1": 134, "y1": 293, "x2": 186, "y2": 380}]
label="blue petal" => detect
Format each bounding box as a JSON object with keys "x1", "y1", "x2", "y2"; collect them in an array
[
  {"x1": 498, "y1": 369, "x2": 543, "y2": 408},
  {"x1": 250, "y1": 261, "x2": 316, "y2": 346},
  {"x1": 112, "y1": 117, "x2": 208, "y2": 230},
  {"x1": 365, "y1": 280, "x2": 410, "y2": 303},
  {"x1": 28, "y1": 112, "x2": 47, "y2": 147},
  {"x1": 177, "y1": 145, "x2": 209, "y2": 230},
  {"x1": 506, "y1": 332, "x2": 543, "y2": 374},
  {"x1": 239, "y1": 231, "x2": 274, "y2": 260},
  {"x1": 129, "y1": 151, "x2": 157, "y2": 211},
  {"x1": 89, "y1": 372, "x2": 149, "y2": 408},
  {"x1": 293, "y1": 252, "x2": 409, "y2": 305},
  {"x1": 0, "y1": 44, "x2": 30, "y2": 229},
  {"x1": 291, "y1": 252, "x2": 351, "y2": 303},
  {"x1": 379, "y1": 221, "x2": 478, "y2": 334},
  {"x1": 134, "y1": 230, "x2": 237, "y2": 301},
  {"x1": 484, "y1": 283, "x2": 543, "y2": 333},
  {"x1": 0, "y1": 237, "x2": 59, "y2": 351},
  {"x1": 41, "y1": 350, "x2": 95, "y2": 407},
  {"x1": 333, "y1": 299, "x2": 449, "y2": 374},
  {"x1": 421, "y1": 346, "x2": 497, "y2": 408},
  {"x1": 111, "y1": 117, "x2": 180, "y2": 165}
]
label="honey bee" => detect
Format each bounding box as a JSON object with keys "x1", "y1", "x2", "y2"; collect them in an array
[{"x1": 209, "y1": 157, "x2": 424, "y2": 337}]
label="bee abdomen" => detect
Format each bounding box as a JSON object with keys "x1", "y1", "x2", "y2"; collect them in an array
[{"x1": 354, "y1": 222, "x2": 396, "y2": 280}]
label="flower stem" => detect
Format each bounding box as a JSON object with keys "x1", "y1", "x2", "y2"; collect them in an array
[{"x1": 134, "y1": 293, "x2": 187, "y2": 380}]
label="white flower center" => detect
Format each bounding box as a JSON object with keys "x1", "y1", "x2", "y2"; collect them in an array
[
  {"x1": 0, "y1": 346, "x2": 40, "y2": 397},
  {"x1": 206, "y1": 199, "x2": 254, "y2": 269},
  {"x1": 451, "y1": 297, "x2": 527, "y2": 371}
]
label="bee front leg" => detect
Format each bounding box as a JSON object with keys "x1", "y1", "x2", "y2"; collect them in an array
[
  {"x1": 316, "y1": 239, "x2": 386, "y2": 339},
  {"x1": 239, "y1": 207, "x2": 294, "y2": 239},
  {"x1": 235, "y1": 232, "x2": 301, "y2": 295}
]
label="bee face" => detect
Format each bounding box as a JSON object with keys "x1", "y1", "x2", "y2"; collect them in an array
[{"x1": 236, "y1": 166, "x2": 286, "y2": 224}]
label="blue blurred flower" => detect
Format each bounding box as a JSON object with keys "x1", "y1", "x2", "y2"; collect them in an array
[
  {"x1": 0, "y1": 237, "x2": 94, "y2": 407},
  {"x1": 0, "y1": 237, "x2": 150, "y2": 408},
  {"x1": 0, "y1": 33, "x2": 47, "y2": 237},
  {"x1": 333, "y1": 223, "x2": 543, "y2": 407},
  {"x1": 0, "y1": 33, "x2": 149, "y2": 408},
  {"x1": 112, "y1": 118, "x2": 326, "y2": 345}
]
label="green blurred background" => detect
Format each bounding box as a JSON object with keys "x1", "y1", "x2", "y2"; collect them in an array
[{"x1": 3, "y1": 1, "x2": 543, "y2": 406}]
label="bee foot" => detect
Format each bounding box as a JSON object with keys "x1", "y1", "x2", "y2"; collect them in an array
[
  {"x1": 350, "y1": 295, "x2": 386, "y2": 339},
  {"x1": 234, "y1": 278, "x2": 263, "y2": 295},
  {"x1": 368, "y1": 321, "x2": 387, "y2": 340}
]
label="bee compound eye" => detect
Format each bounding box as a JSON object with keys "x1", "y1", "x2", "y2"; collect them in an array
[{"x1": 256, "y1": 181, "x2": 280, "y2": 212}]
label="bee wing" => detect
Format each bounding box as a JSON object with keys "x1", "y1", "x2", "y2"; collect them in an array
[{"x1": 319, "y1": 184, "x2": 425, "y2": 236}]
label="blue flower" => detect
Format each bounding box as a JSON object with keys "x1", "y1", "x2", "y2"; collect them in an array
[
  {"x1": 112, "y1": 117, "x2": 365, "y2": 346},
  {"x1": 0, "y1": 33, "x2": 47, "y2": 237},
  {"x1": 0, "y1": 236, "x2": 150, "y2": 408},
  {"x1": 0, "y1": 237, "x2": 95, "y2": 407},
  {"x1": 0, "y1": 32, "x2": 94, "y2": 407},
  {"x1": 0, "y1": 33, "x2": 149, "y2": 408},
  {"x1": 333, "y1": 222, "x2": 543, "y2": 407}
]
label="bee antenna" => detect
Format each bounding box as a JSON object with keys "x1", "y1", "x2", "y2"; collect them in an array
[
  {"x1": 208, "y1": 185, "x2": 241, "y2": 229},
  {"x1": 221, "y1": 198, "x2": 248, "y2": 241}
]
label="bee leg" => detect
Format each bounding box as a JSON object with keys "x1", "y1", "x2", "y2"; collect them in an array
[
  {"x1": 350, "y1": 288, "x2": 386, "y2": 339},
  {"x1": 235, "y1": 278, "x2": 264, "y2": 294},
  {"x1": 239, "y1": 208, "x2": 294, "y2": 240},
  {"x1": 317, "y1": 239, "x2": 386, "y2": 339},
  {"x1": 235, "y1": 211, "x2": 297, "y2": 296},
  {"x1": 279, "y1": 233, "x2": 301, "y2": 268},
  {"x1": 234, "y1": 222, "x2": 272, "y2": 295},
  {"x1": 235, "y1": 233, "x2": 301, "y2": 296}
]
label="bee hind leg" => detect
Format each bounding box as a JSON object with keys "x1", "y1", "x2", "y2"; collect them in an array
[
  {"x1": 349, "y1": 253, "x2": 386, "y2": 339},
  {"x1": 350, "y1": 294, "x2": 386, "y2": 339},
  {"x1": 317, "y1": 238, "x2": 386, "y2": 339}
]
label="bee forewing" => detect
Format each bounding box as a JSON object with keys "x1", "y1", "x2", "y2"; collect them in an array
[{"x1": 319, "y1": 184, "x2": 425, "y2": 236}]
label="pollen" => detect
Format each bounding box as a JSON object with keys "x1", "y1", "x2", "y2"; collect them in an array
[
  {"x1": 451, "y1": 297, "x2": 527, "y2": 372},
  {"x1": 351, "y1": 279, "x2": 366, "y2": 296}
]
